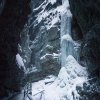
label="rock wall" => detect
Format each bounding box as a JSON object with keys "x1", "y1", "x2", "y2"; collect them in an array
[
  {"x1": 0, "y1": 0, "x2": 30, "y2": 98},
  {"x1": 69, "y1": 0, "x2": 100, "y2": 99},
  {"x1": 19, "y1": 0, "x2": 62, "y2": 83},
  {"x1": 69, "y1": 0, "x2": 100, "y2": 77},
  {"x1": 0, "y1": 0, "x2": 62, "y2": 98}
]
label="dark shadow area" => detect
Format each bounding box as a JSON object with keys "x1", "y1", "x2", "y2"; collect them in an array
[
  {"x1": 0, "y1": 0, "x2": 31, "y2": 98},
  {"x1": 71, "y1": 17, "x2": 83, "y2": 40}
]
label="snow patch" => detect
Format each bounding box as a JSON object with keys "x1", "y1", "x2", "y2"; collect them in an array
[
  {"x1": 40, "y1": 53, "x2": 59, "y2": 61},
  {"x1": 48, "y1": 0, "x2": 56, "y2": 5},
  {"x1": 16, "y1": 53, "x2": 26, "y2": 71},
  {"x1": 31, "y1": 0, "x2": 72, "y2": 30},
  {"x1": 40, "y1": 53, "x2": 52, "y2": 60},
  {"x1": 61, "y1": 34, "x2": 73, "y2": 43},
  {"x1": 32, "y1": 55, "x2": 88, "y2": 100},
  {"x1": 31, "y1": 0, "x2": 61, "y2": 30}
]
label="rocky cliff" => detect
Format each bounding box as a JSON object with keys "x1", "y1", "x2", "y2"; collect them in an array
[
  {"x1": 0, "y1": 0, "x2": 61, "y2": 99},
  {"x1": 19, "y1": 0, "x2": 62, "y2": 82},
  {"x1": 0, "y1": 0, "x2": 30, "y2": 98},
  {"x1": 69, "y1": 0, "x2": 100, "y2": 99},
  {"x1": 69, "y1": 0, "x2": 100, "y2": 73},
  {"x1": 0, "y1": 0, "x2": 100, "y2": 99}
]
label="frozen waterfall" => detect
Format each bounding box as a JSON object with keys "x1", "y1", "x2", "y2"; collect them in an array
[
  {"x1": 60, "y1": 0, "x2": 72, "y2": 67},
  {"x1": 60, "y1": 0, "x2": 80, "y2": 67},
  {"x1": 31, "y1": 0, "x2": 88, "y2": 100},
  {"x1": 59, "y1": 0, "x2": 88, "y2": 99}
]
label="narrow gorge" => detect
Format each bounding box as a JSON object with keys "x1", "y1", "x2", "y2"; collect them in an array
[{"x1": 0, "y1": 0, "x2": 100, "y2": 100}]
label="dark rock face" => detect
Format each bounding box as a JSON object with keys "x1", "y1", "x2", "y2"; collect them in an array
[
  {"x1": 77, "y1": 79, "x2": 100, "y2": 100},
  {"x1": 69, "y1": 0, "x2": 100, "y2": 99},
  {"x1": 72, "y1": 17, "x2": 83, "y2": 40},
  {"x1": 0, "y1": 0, "x2": 30, "y2": 98},
  {"x1": 82, "y1": 25, "x2": 100, "y2": 72},
  {"x1": 69, "y1": 0, "x2": 100, "y2": 76},
  {"x1": 69, "y1": 0, "x2": 100, "y2": 34},
  {"x1": 0, "y1": 0, "x2": 6, "y2": 14}
]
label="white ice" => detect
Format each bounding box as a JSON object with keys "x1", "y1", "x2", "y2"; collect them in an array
[
  {"x1": 48, "y1": 0, "x2": 56, "y2": 5},
  {"x1": 16, "y1": 53, "x2": 26, "y2": 71},
  {"x1": 61, "y1": 34, "x2": 73, "y2": 43}
]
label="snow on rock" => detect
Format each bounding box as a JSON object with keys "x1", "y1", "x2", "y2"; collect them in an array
[
  {"x1": 61, "y1": 34, "x2": 73, "y2": 43},
  {"x1": 48, "y1": 0, "x2": 56, "y2": 5},
  {"x1": 30, "y1": 0, "x2": 72, "y2": 30},
  {"x1": 26, "y1": 66, "x2": 38, "y2": 74},
  {"x1": 30, "y1": 0, "x2": 88, "y2": 99},
  {"x1": 47, "y1": 16, "x2": 60, "y2": 30},
  {"x1": 31, "y1": 0, "x2": 61, "y2": 30},
  {"x1": 16, "y1": 53, "x2": 26, "y2": 71},
  {"x1": 53, "y1": 53, "x2": 59, "y2": 58},
  {"x1": 40, "y1": 53, "x2": 53, "y2": 60},
  {"x1": 65, "y1": 55, "x2": 88, "y2": 77},
  {"x1": 46, "y1": 44, "x2": 53, "y2": 49},
  {"x1": 40, "y1": 53, "x2": 59, "y2": 61},
  {"x1": 32, "y1": 55, "x2": 88, "y2": 100},
  {"x1": 33, "y1": 0, "x2": 47, "y2": 11}
]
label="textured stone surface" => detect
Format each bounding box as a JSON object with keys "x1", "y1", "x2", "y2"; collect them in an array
[
  {"x1": 19, "y1": 0, "x2": 61, "y2": 83},
  {"x1": 69, "y1": 0, "x2": 100, "y2": 34},
  {"x1": 69, "y1": 0, "x2": 100, "y2": 99},
  {"x1": 0, "y1": 0, "x2": 30, "y2": 98},
  {"x1": 82, "y1": 25, "x2": 100, "y2": 72},
  {"x1": 69, "y1": 0, "x2": 100, "y2": 75}
]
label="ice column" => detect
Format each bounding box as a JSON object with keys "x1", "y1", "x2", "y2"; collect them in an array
[{"x1": 61, "y1": 0, "x2": 73, "y2": 67}]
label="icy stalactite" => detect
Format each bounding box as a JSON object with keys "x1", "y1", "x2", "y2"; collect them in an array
[
  {"x1": 60, "y1": 0, "x2": 81, "y2": 66},
  {"x1": 60, "y1": 0, "x2": 72, "y2": 67}
]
